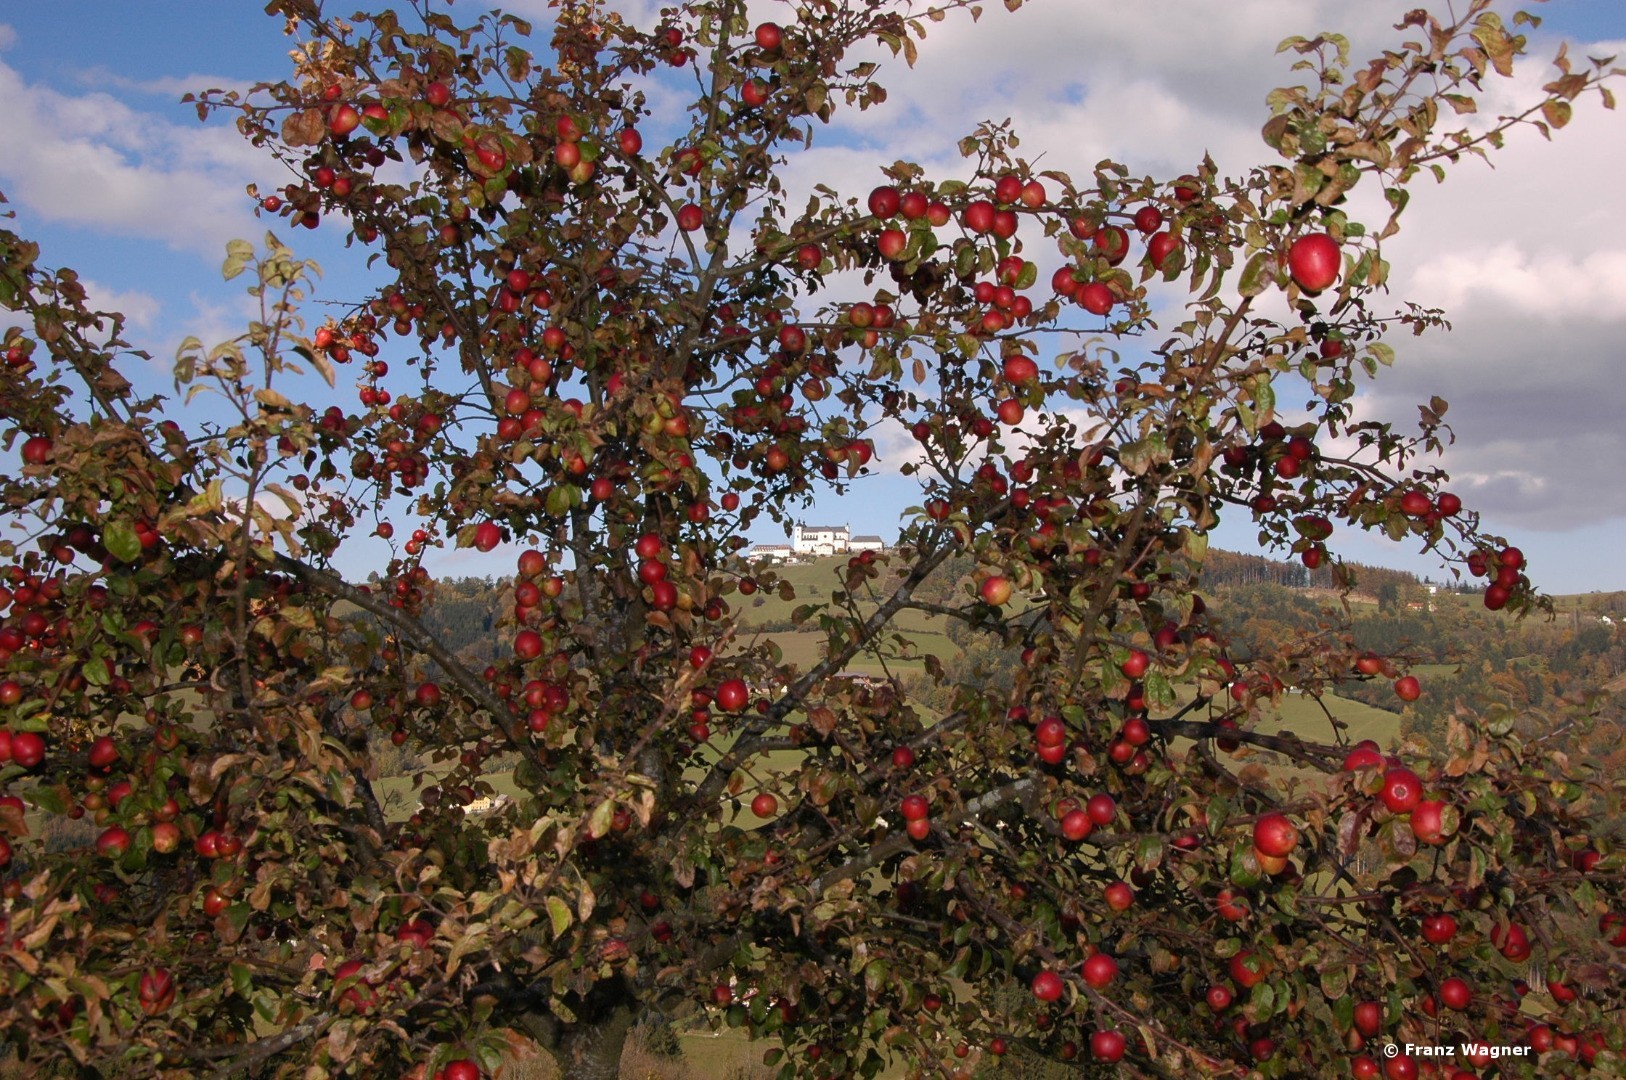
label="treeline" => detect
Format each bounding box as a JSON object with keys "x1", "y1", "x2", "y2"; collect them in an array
[{"x1": 1203, "y1": 548, "x2": 1425, "y2": 602}]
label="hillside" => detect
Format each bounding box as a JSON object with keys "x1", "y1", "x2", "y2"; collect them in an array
[{"x1": 403, "y1": 545, "x2": 1624, "y2": 780}]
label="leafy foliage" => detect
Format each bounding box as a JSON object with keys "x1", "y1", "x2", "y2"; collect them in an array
[{"x1": 0, "y1": 1, "x2": 1623, "y2": 1078}]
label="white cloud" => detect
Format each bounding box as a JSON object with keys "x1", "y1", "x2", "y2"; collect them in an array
[
  {"x1": 0, "y1": 55, "x2": 262, "y2": 258},
  {"x1": 1410, "y1": 246, "x2": 1626, "y2": 320},
  {"x1": 72, "y1": 67, "x2": 253, "y2": 101},
  {"x1": 77, "y1": 278, "x2": 162, "y2": 338}
]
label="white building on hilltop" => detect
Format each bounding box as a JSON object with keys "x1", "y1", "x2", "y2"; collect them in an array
[
  {"x1": 751, "y1": 524, "x2": 889, "y2": 561},
  {"x1": 793, "y1": 523, "x2": 850, "y2": 556}
]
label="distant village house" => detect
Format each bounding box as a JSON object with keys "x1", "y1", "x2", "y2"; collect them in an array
[{"x1": 747, "y1": 523, "x2": 888, "y2": 562}]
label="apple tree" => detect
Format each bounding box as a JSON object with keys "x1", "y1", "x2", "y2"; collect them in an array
[{"x1": 0, "y1": 0, "x2": 1622, "y2": 1077}]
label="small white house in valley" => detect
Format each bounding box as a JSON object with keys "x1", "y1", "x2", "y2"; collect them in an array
[
  {"x1": 747, "y1": 543, "x2": 793, "y2": 563},
  {"x1": 849, "y1": 534, "x2": 886, "y2": 553}
]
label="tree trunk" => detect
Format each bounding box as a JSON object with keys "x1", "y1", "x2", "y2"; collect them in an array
[{"x1": 544, "y1": 1003, "x2": 633, "y2": 1080}]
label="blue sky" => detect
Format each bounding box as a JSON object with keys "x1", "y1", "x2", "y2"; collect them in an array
[{"x1": 1, "y1": 1, "x2": 1623, "y2": 594}]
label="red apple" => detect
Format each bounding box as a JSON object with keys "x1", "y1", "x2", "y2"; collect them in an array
[
  {"x1": 328, "y1": 103, "x2": 361, "y2": 138},
  {"x1": 877, "y1": 228, "x2": 907, "y2": 260},
  {"x1": 514, "y1": 630, "x2": 543, "y2": 660},
  {"x1": 87, "y1": 735, "x2": 118, "y2": 768},
  {"x1": 1399, "y1": 490, "x2": 1433, "y2": 517},
  {"x1": 20, "y1": 436, "x2": 53, "y2": 466},
  {"x1": 750, "y1": 793, "x2": 778, "y2": 818},
  {"x1": 138, "y1": 968, "x2": 176, "y2": 1015},
  {"x1": 716, "y1": 678, "x2": 749, "y2": 712},
  {"x1": 979, "y1": 576, "x2": 1013, "y2": 606},
  {"x1": 1094, "y1": 225, "x2": 1129, "y2": 264},
  {"x1": 150, "y1": 821, "x2": 181, "y2": 855},
  {"x1": 1380, "y1": 767, "x2": 1422, "y2": 813},
  {"x1": 1078, "y1": 282, "x2": 1114, "y2": 316},
  {"x1": 963, "y1": 200, "x2": 995, "y2": 233},
  {"x1": 1252, "y1": 813, "x2": 1299, "y2": 858},
  {"x1": 867, "y1": 186, "x2": 900, "y2": 219},
  {"x1": 1492, "y1": 922, "x2": 1531, "y2": 961},
  {"x1": 1343, "y1": 743, "x2": 1385, "y2": 771},
  {"x1": 1287, "y1": 232, "x2": 1341, "y2": 292},
  {"x1": 1090, "y1": 1029, "x2": 1126, "y2": 1062},
  {"x1": 1229, "y1": 950, "x2": 1268, "y2": 989},
  {"x1": 396, "y1": 919, "x2": 434, "y2": 948},
  {"x1": 1002, "y1": 355, "x2": 1039, "y2": 384},
  {"x1": 1031, "y1": 970, "x2": 1064, "y2": 1002},
  {"x1": 97, "y1": 826, "x2": 131, "y2": 858},
  {"x1": 1420, "y1": 913, "x2": 1457, "y2": 945},
  {"x1": 9, "y1": 731, "x2": 43, "y2": 768},
  {"x1": 1410, "y1": 798, "x2": 1448, "y2": 844},
  {"x1": 1081, "y1": 952, "x2": 1118, "y2": 989},
  {"x1": 1061, "y1": 810, "x2": 1092, "y2": 841},
  {"x1": 1384, "y1": 1053, "x2": 1417, "y2": 1080},
  {"x1": 1147, "y1": 231, "x2": 1180, "y2": 270}
]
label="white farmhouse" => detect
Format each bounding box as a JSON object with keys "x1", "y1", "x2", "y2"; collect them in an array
[
  {"x1": 793, "y1": 523, "x2": 850, "y2": 556},
  {"x1": 747, "y1": 543, "x2": 793, "y2": 563},
  {"x1": 849, "y1": 534, "x2": 886, "y2": 553}
]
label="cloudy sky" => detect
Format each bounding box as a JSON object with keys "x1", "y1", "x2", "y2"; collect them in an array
[{"x1": 1, "y1": 1, "x2": 1623, "y2": 592}]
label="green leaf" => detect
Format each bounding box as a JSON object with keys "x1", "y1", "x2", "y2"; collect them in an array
[
  {"x1": 230, "y1": 963, "x2": 254, "y2": 999},
  {"x1": 104, "y1": 521, "x2": 142, "y2": 564},
  {"x1": 1246, "y1": 980, "x2": 1277, "y2": 1022},
  {"x1": 222, "y1": 239, "x2": 255, "y2": 281},
  {"x1": 546, "y1": 895, "x2": 572, "y2": 938},
  {"x1": 30, "y1": 784, "x2": 69, "y2": 815},
  {"x1": 1144, "y1": 672, "x2": 1176, "y2": 709},
  {"x1": 1251, "y1": 374, "x2": 1275, "y2": 417},
  {"x1": 1238, "y1": 251, "x2": 1275, "y2": 297},
  {"x1": 545, "y1": 483, "x2": 578, "y2": 517},
  {"x1": 1182, "y1": 527, "x2": 1209, "y2": 562},
  {"x1": 1118, "y1": 432, "x2": 1170, "y2": 475},
  {"x1": 588, "y1": 799, "x2": 616, "y2": 839}
]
